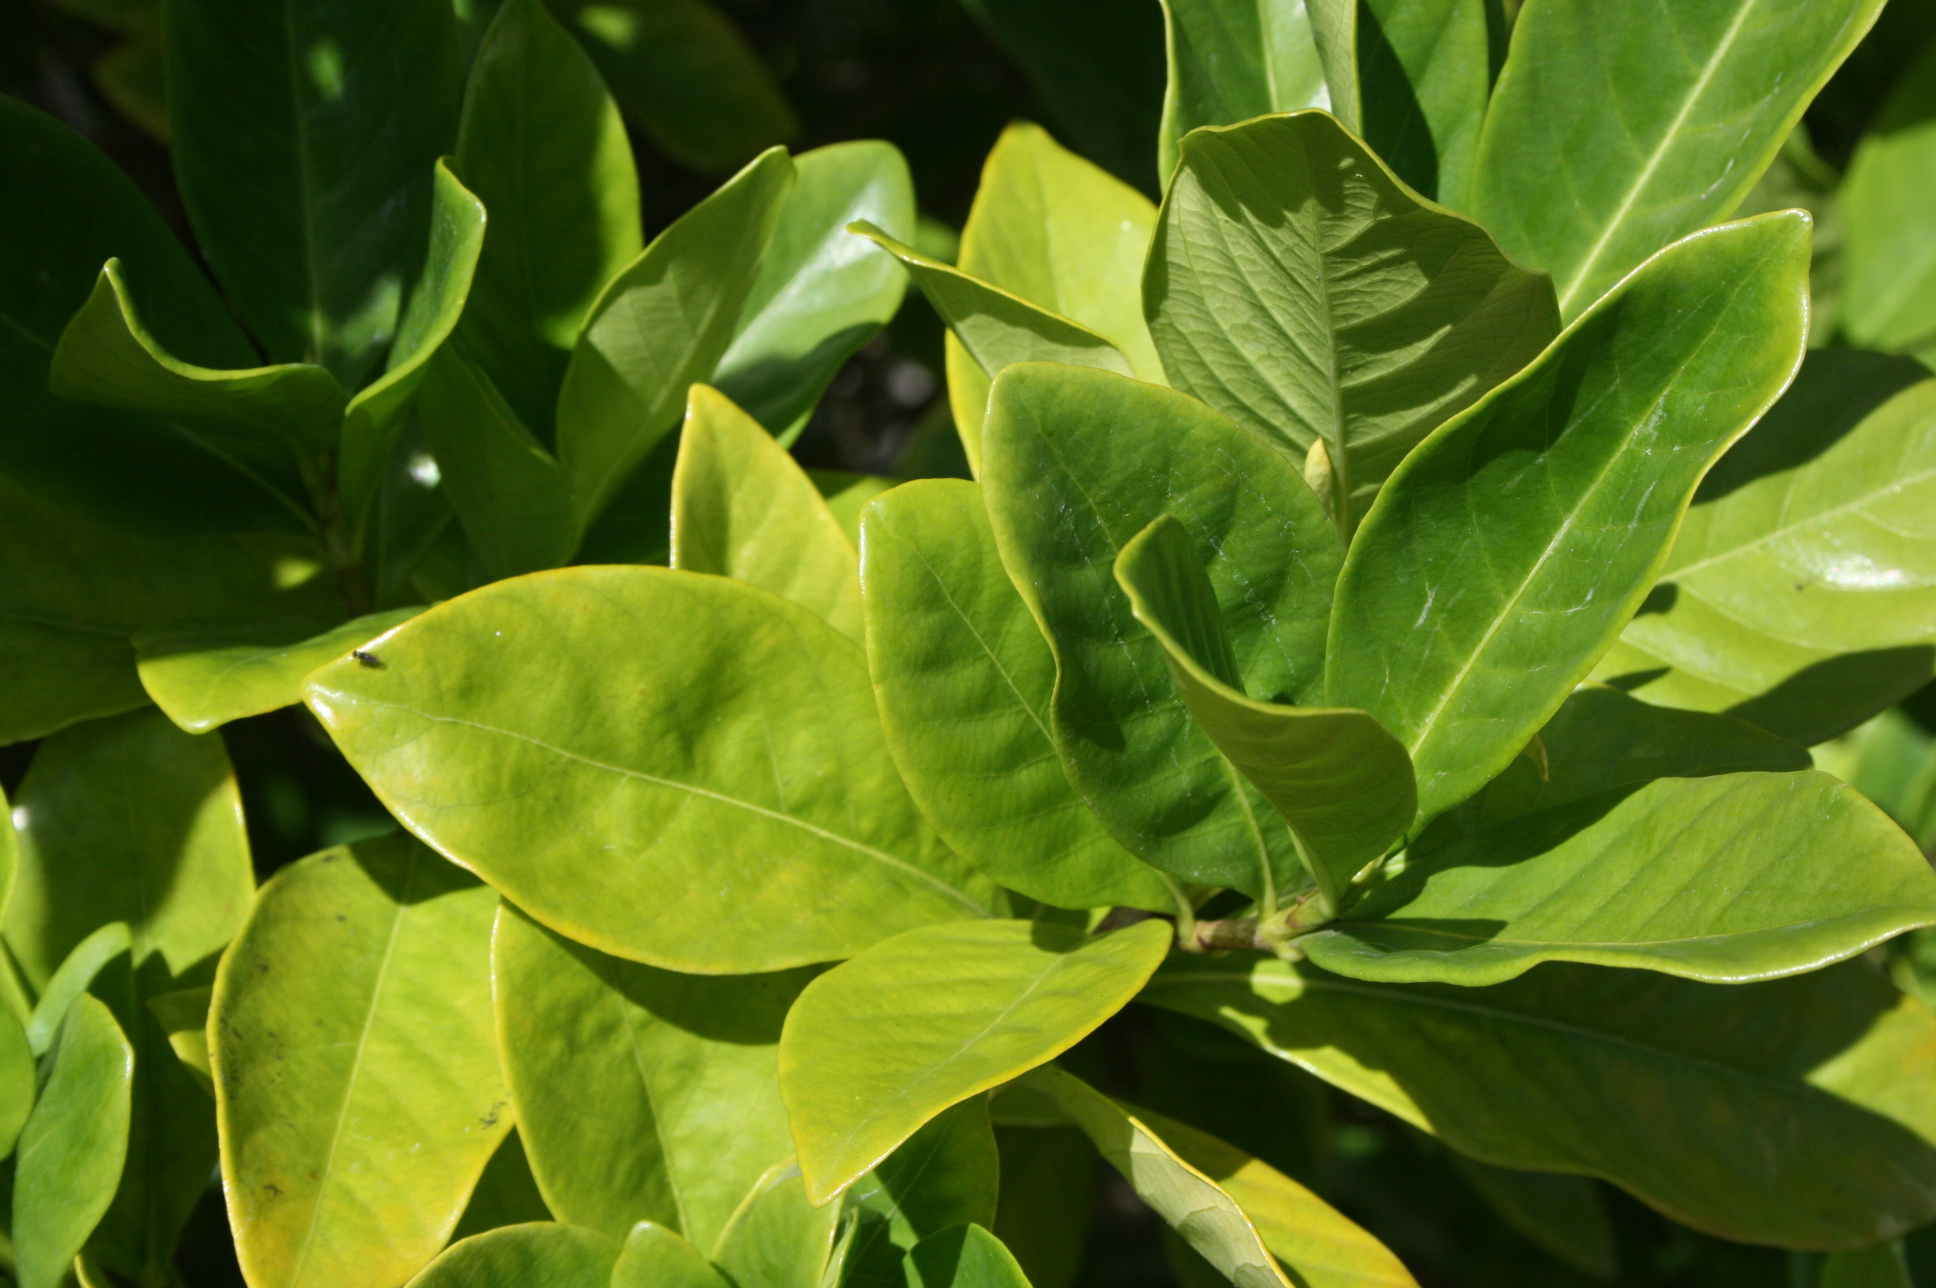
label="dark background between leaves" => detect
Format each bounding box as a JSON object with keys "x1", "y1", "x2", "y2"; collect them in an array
[{"x1": 6, "y1": 0, "x2": 1936, "y2": 1284}]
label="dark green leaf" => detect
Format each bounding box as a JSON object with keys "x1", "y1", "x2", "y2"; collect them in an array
[
  {"x1": 713, "y1": 142, "x2": 915, "y2": 439},
  {"x1": 1116, "y1": 515, "x2": 1415, "y2": 913},
  {"x1": 1328, "y1": 213, "x2": 1810, "y2": 824},
  {"x1": 493, "y1": 901, "x2": 811, "y2": 1253},
  {"x1": 1821, "y1": 1241, "x2": 1913, "y2": 1288},
  {"x1": 451, "y1": 1132, "x2": 553, "y2": 1241},
  {"x1": 163, "y1": 0, "x2": 466, "y2": 384},
  {"x1": 546, "y1": 0, "x2": 797, "y2": 174},
  {"x1": 1146, "y1": 111, "x2": 1559, "y2": 532},
  {"x1": 212, "y1": 835, "x2": 508, "y2": 1288},
  {"x1": 1446, "y1": 1156, "x2": 1616, "y2": 1284},
  {"x1": 14, "y1": 996, "x2": 133, "y2": 1288},
  {"x1": 1140, "y1": 954, "x2": 1936, "y2": 1248},
  {"x1": 861, "y1": 478, "x2": 1178, "y2": 914},
  {"x1": 1596, "y1": 350, "x2": 1936, "y2": 745},
  {"x1": 306, "y1": 566, "x2": 996, "y2": 973},
  {"x1": 981, "y1": 364, "x2": 1340, "y2": 896},
  {"x1": 1841, "y1": 39, "x2": 1936, "y2": 355},
  {"x1": 779, "y1": 919, "x2": 1171, "y2": 1205},
  {"x1": 557, "y1": 148, "x2": 792, "y2": 529},
  {"x1": 1358, "y1": 0, "x2": 1491, "y2": 204},
  {"x1": 1155, "y1": 0, "x2": 1341, "y2": 182},
  {"x1": 1468, "y1": 0, "x2": 1881, "y2": 319},
  {"x1": 844, "y1": 1101, "x2": 1001, "y2": 1288},
  {"x1": 454, "y1": 0, "x2": 642, "y2": 442},
  {"x1": 906, "y1": 1224, "x2": 1035, "y2": 1288}
]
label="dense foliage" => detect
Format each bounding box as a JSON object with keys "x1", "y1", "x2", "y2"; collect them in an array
[{"x1": 7, "y1": 0, "x2": 1936, "y2": 1286}]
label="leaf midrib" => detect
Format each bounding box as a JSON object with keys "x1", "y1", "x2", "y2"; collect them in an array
[
  {"x1": 1327, "y1": 906, "x2": 1916, "y2": 951},
  {"x1": 1666, "y1": 460, "x2": 1936, "y2": 581},
  {"x1": 334, "y1": 691, "x2": 987, "y2": 915}
]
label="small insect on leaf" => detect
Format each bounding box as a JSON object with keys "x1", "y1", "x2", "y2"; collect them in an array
[{"x1": 351, "y1": 650, "x2": 384, "y2": 670}]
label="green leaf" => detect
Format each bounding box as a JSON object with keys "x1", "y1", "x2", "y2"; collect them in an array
[
  {"x1": 906, "y1": 1224, "x2": 1034, "y2": 1288},
  {"x1": 1115, "y1": 515, "x2": 1414, "y2": 912},
  {"x1": 779, "y1": 918, "x2": 1171, "y2": 1205},
  {"x1": 814, "y1": 470, "x2": 895, "y2": 547},
  {"x1": 1428, "y1": 683, "x2": 1812, "y2": 839},
  {"x1": 144, "y1": 986, "x2": 214, "y2": 1099},
  {"x1": 306, "y1": 567, "x2": 995, "y2": 973},
  {"x1": 13, "y1": 996, "x2": 133, "y2": 1288},
  {"x1": 403, "y1": 1223, "x2": 618, "y2": 1288},
  {"x1": 162, "y1": 0, "x2": 466, "y2": 385},
  {"x1": 1446, "y1": 1156, "x2": 1616, "y2": 1284},
  {"x1": 0, "y1": 96, "x2": 305, "y2": 537},
  {"x1": 1155, "y1": 0, "x2": 1342, "y2": 182},
  {"x1": 51, "y1": 260, "x2": 347, "y2": 457},
  {"x1": 714, "y1": 141, "x2": 915, "y2": 439},
  {"x1": 861, "y1": 479, "x2": 1177, "y2": 913},
  {"x1": 853, "y1": 221, "x2": 1136, "y2": 449},
  {"x1": 1140, "y1": 954, "x2": 1936, "y2": 1248},
  {"x1": 1305, "y1": 769, "x2": 1936, "y2": 985},
  {"x1": 939, "y1": 123, "x2": 1162, "y2": 468},
  {"x1": 6, "y1": 706, "x2": 253, "y2": 991},
  {"x1": 558, "y1": 148, "x2": 793, "y2": 529},
  {"x1": 981, "y1": 364, "x2": 1340, "y2": 896},
  {"x1": 24, "y1": 924, "x2": 131, "y2": 1057},
  {"x1": 454, "y1": 0, "x2": 642, "y2": 443},
  {"x1": 1468, "y1": 0, "x2": 1882, "y2": 320},
  {"x1": 546, "y1": 0, "x2": 797, "y2": 175},
  {"x1": 1019, "y1": 1067, "x2": 1292, "y2": 1288},
  {"x1": 671, "y1": 386, "x2": 863, "y2": 642},
  {"x1": 611, "y1": 1222, "x2": 731, "y2": 1288},
  {"x1": 1821, "y1": 1241, "x2": 1913, "y2": 1288},
  {"x1": 844, "y1": 1100, "x2": 1001, "y2": 1288},
  {"x1": 1357, "y1": 0, "x2": 1491, "y2": 205},
  {"x1": 711, "y1": 1161, "x2": 846, "y2": 1288},
  {"x1": 988, "y1": 1129, "x2": 1091, "y2": 1288},
  {"x1": 212, "y1": 835, "x2": 509, "y2": 1288},
  {"x1": 339, "y1": 159, "x2": 489, "y2": 529},
  {"x1": 0, "y1": 470, "x2": 340, "y2": 744},
  {"x1": 415, "y1": 344, "x2": 578, "y2": 578},
  {"x1": 1145, "y1": 110, "x2": 1560, "y2": 532},
  {"x1": 0, "y1": 1002, "x2": 32, "y2": 1155},
  {"x1": 135, "y1": 606, "x2": 423, "y2": 734},
  {"x1": 493, "y1": 901, "x2": 811, "y2": 1253},
  {"x1": 1595, "y1": 350, "x2": 1936, "y2": 746},
  {"x1": 1328, "y1": 212, "x2": 1810, "y2": 825},
  {"x1": 1842, "y1": 40, "x2": 1936, "y2": 354}
]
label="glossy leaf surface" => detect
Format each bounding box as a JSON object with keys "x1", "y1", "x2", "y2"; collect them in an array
[
  {"x1": 1147, "y1": 111, "x2": 1559, "y2": 528},
  {"x1": 906, "y1": 1224, "x2": 1034, "y2": 1288},
  {"x1": 1469, "y1": 0, "x2": 1880, "y2": 319},
  {"x1": 1141, "y1": 954, "x2": 1936, "y2": 1248},
  {"x1": 1596, "y1": 350, "x2": 1936, "y2": 745},
  {"x1": 861, "y1": 479, "x2": 1176, "y2": 913},
  {"x1": 1157, "y1": 0, "x2": 1335, "y2": 184},
  {"x1": 1116, "y1": 515, "x2": 1414, "y2": 910},
  {"x1": 671, "y1": 385, "x2": 862, "y2": 642},
  {"x1": 1842, "y1": 39, "x2": 1936, "y2": 354},
  {"x1": 611, "y1": 1222, "x2": 731, "y2": 1288},
  {"x1": 557, "y1": 148, "x2": 792, "y2": 528},
  {"x1": 0, "y1": 95, "x2": 303, "y2": 537},
  {"x1": 163, "y1": 0, "x2": 465, "y2": 384},
  {"x1": 943, "y1": 124, "x2": 1160, "y2": 466},
  {"x1": 135, "y1": 607, "x2": 421, "y2": 733},
  {"x1": 780, "y1": 919, "x2": 1171, "y2": 1204},
  {"x1": 415, "y1": 345, "x2": 577, "y2": 578},
  {"x1": 1328, "y1": 214, "x2": 1810, "y2": 824},
  {"x1": 338, "y1": 159, "x2": 487, "y2": 526},
  {"x1": 1302, "y1": 770, "x2": 1936, "y2": 984},
  {"x1": 6, "y1": 705, "x2": 253, "y2": 989},
  {"x1": 24, "y1": 923, "x2": 131, "y2": 1057},
  {"x1": 711, "y1": 1161, "x2": 845, "y2": 1288},
  {"x1": 1021, "y1": 1068, "x2": 1290, "y2": 1288},
  {"x1": 981, "y1": 364, "x2": 1339, "y2": 894},
  {"x1": 307, "y1": 567, "x2": 994, "y2": 973},
  {"x1": 714, "y1": 141, "x2": 915, "y2": 437},
  {"x1": 213, "y1": 835, "x2": 508, "y2": 1288},
  {"x1": 454, "y1": 0, "x2": 641, "y2": 441},
  {"x1": 403, "y1": 1223, "x2": 617, "y2": 1288},
  {"x1": 494, "y1": 902, "x2": 810, "y2": 1253},
  {"x1": 52, "y1": 260, "x2": 344, "y2": 457},
  {"x1": 13, "y1": 996, "x2": 133, "y2": 1288}
]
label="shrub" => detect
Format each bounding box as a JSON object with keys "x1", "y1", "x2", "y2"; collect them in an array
[{"x1": 7, "y1": 1, "x2": 1936, "y2": 1287}]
